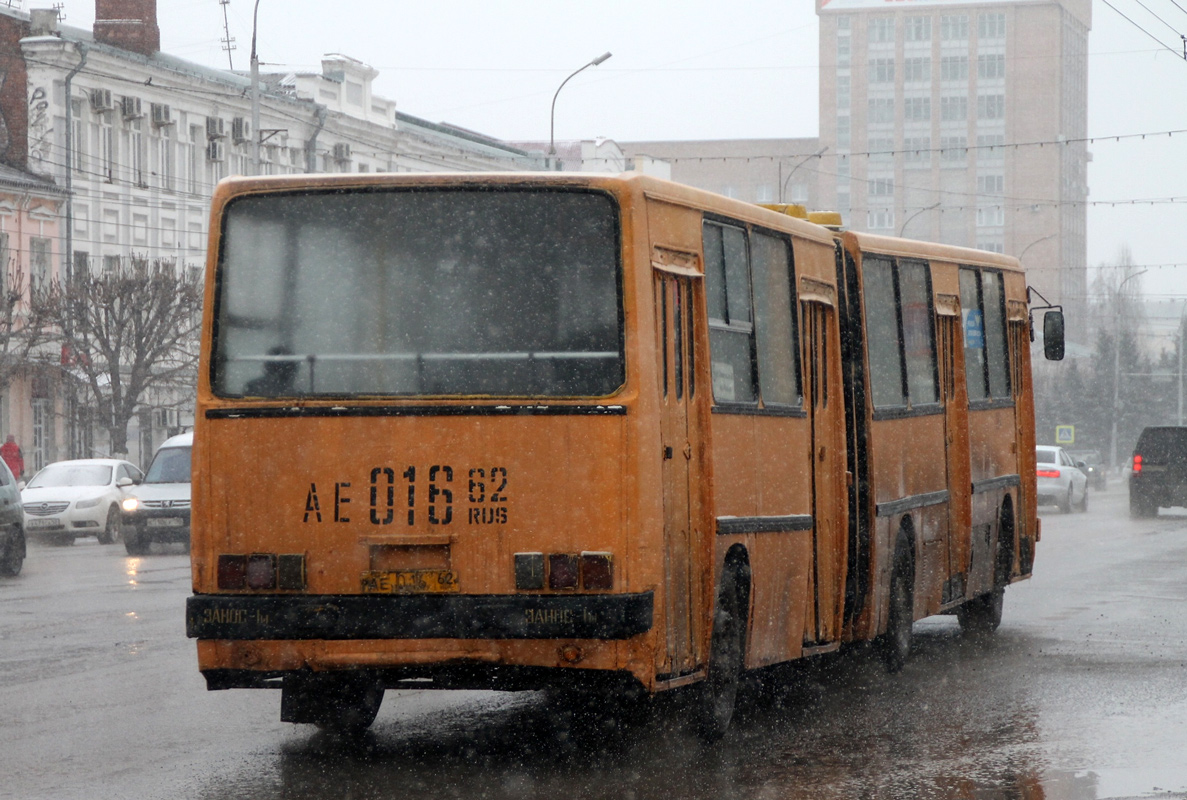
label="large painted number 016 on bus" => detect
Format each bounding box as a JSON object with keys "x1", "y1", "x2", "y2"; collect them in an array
[{"x1": 186, "y1": 173, "x2": 1062, "y2": 738}]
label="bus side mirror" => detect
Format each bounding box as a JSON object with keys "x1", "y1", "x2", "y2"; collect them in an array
[{"x1": 1043, "y1": 310, "x2": 1065, "y2": 361}]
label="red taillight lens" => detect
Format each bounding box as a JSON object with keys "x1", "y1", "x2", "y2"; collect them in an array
[
  {"x1": 217, "y1": 554, "x2": 247, "y2": 590},
  {"x1": 1133, "y1": 454, "x2": 1143, "y2": 473},
  {"x1": 246, "y1": 553, "x2": 277, "y2": 590},
  {"x1": 548, "y1": 553, "x2": 579, "y2": 590},
  {"x1": 580, "y1": 552, "x2": 613, "y2": 590},
  {"x1": 1036, "y1": 469, "x2": 1060, "y2": 478}
]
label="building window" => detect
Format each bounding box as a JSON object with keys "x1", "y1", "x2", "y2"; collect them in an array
[
  {"x1": 103, "y1": 254, "x2": 121, "y2": 273},
  {"x1": 941, "y1": 15, "x2": 969, "y2": 41},
  {"x1": 868, "y1": 16, "x2": 895, "y2": 44},
  {"x1": 905, "y1": 16, "x2": 931, "y2": 42},
  {"x1": 904, "y1": 57, "x2": 930, "y2": 83},
  {"x1": 867, "y1": 208, "x2": 894, "y2": 231},
  {"x1": 977, "y1": 94, "x2": 1005, "y2": 121},
  {"x1": 868, "y1": 58, "x2": 895, "y2": 83},
  {"x1": 979, "y1": 12, "x2": 1006, "y2": 40},
  {"x1": 940, "y1": 136, "x2": 968, "y2": 163},
  {"x1": 904, "y1": 96, "x2": 931, "y2": 122},
  {"x1": 70, "y1": 98, "x2": 85, "y2": 174},
  {"x1": 941, "y1": 55, "x2": 969, "y2": 82},
  {"x1": 978, "y1": 53, "x2": 1006, "y2": 80},
  {"x1": 868, "y1": 98, "x2": 895, "y2": 124},
  {"x1": 941, "y1": 95, "x2": 968, "y2": 122},
  {"x1": 837, "y1": 75, "x2": 851, "y2": 109},
  {"x1": 30, "y1": 237, "x2": 51, "y2": 293},
  {"x1": 976, "y1": 205, "x2": 1005, "y2": 227},
  {"x1": 869, "y1": 138, "x2": 894, "y2": 163},
  {"x1": 977, "y1": 133, "x2": 1006, "y2": 162},
  {"x1": 837, "y1": 115, "x2": 851, "y2": 149},
  {"x1": 904, "y1": 136, "x2": 931, "y2": 166},
  {"x1": 869, "y1": 177, "x2": 895, "y2": 196},
  {"x1": 977, "y1": 174, "x2": 1005, "y2": 195},
  {"x1": 32, "y1": 398, "x2": 50, "y2": 474}
]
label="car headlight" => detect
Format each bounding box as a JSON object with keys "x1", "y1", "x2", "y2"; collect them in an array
[
  {"x1": 76, "y1": 497, "x2": 103, "y2": 510},
  {"x1": 121, "y1": 497, "x2": 140, "y2": 513}
]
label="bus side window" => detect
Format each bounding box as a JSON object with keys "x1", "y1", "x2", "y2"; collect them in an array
[
  {"x1": 862, "y1": 257, "x2": 905, "y2": 408},
  {"x1": 751, "y1": 232, "x2": 800, "y2": 407},
  {"x1": 704, "y1": 221, "x2": 757, "y2": 404}
]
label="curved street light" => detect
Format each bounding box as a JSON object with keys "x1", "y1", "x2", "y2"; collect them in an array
[
  {"x1": 1017, "y1": 232, "x2": 1057, "y2": 264},
  {"x1": 549, "y1": 52, "x2": 612, "y2": 168},
  {"x1": 898, "y1": 201, "x2": 940, "y2": 238},
  {"x1": 779, "y1": 146, "x2": 828, "y2": 203}
]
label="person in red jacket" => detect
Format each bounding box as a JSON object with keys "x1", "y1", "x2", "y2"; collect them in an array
[{"x1": 1, "y1": 435, "x2": 24, "y2": 479}]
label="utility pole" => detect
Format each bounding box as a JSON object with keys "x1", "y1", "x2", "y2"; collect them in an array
[
  {"x1": 1109, "y1": 269, "x2": 1147, "y2": 471},
  {"x1": 250, "y1": 0, "x2": 262, "y2": 175}
]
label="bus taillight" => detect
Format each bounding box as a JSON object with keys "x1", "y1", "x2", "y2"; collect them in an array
[
  {"x1": 217, "y1": 553, "x2": 306, "y2": 591},
  {"x1": 1133, "y1": 454, "x2": 1143, "y2": 473},
  {"x1": 513, "y1": 551, "x2": 613, "y2": 591}
]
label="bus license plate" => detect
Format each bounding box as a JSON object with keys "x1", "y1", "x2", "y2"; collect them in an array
[{"x1": 361, "y1": 569, "x2": 459, "y2": 594}]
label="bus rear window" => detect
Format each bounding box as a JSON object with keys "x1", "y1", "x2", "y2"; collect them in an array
[{"x1": 212, "y1": 188, "x2": 623, "y2": 398}]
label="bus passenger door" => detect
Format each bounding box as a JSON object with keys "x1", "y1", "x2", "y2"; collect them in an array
[
  {"x1": 937, "y1": 302, "x2": 971, "y2": 599},
  {"x1": 803, "y1": 300, "x2": 844, "y2": 644},
  {"x1": 656, "y1": 273, "x2": 703, "y2": 676}
]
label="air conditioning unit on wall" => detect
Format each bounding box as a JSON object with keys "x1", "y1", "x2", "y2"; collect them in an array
[
  {"x1": 333, "y1": 142, "x2": 351, "y2": 161},
  {"x1": 90, "y1": 88, "x2": 113, "y2": 112},
  {"x1": 206, "y1": 116, "x2": 226, "y2": 139},
  {"x1": 232, "y1": 117, "x2": 252, "y2": 143},
  {"x1": 121, "y1": 96, "x2": 143, "y2": 119},
  {"x1": 151, "y1": 103, "x2": 172, "y2": 127}
]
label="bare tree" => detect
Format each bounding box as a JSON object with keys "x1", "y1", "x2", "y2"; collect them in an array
[
  {"x1": 37, "y1": 256, "x2": 203, "y2": 457},
  {"x1": 0, "y1": 264, "x2": 56, "y2": 400}
]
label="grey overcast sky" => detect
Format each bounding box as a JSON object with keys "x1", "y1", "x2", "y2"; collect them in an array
[{"x1": 57, "y1": 1, "x2": 1187, "y2": 301}]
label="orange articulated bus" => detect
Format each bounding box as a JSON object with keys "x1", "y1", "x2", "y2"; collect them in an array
[{"x1": 186, "y1": 173, "x2": 1063, "y2": 737}]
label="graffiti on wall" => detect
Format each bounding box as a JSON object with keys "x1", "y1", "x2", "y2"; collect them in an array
[{"x1": 28, "y1": 83, "x2": 51, "y2": 170}]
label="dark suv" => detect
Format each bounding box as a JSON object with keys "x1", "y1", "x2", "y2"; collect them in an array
[{"x1": 1129, "y1": 426, "x2": 1187, "y2": 517}]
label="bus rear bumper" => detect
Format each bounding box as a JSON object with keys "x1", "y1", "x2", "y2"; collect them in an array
[{"x1": 186, "y1": 591, "x2": 654, "y2": 641}]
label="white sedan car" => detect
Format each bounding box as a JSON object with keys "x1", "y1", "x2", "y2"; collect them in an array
[
  {"x1": 21, "y1": 459, "x2": 144, "y2": 546},
  {"x1": 1035, "y1": 445, "x2": 1088, "y2": 513}
]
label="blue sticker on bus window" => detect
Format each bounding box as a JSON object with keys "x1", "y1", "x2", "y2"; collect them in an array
[{"x1": 964, "y1": 309, "x2": 984, "y2": 349}]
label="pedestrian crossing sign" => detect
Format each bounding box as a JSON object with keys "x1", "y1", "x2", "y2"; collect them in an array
[{"x1": 1055, "y1": 425, "x2": 1074, "y2": 444}]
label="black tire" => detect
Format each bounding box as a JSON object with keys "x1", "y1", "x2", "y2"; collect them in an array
[
  {"x1": 97, "y1": 506, "x2": 121, "y2": 545},
  {"x1": 1059, "y1": 486, "x2": 1072, "y2": 514},
  {"x1": 0, "y1": 526, "x2": 25, "y2": 577},
  {"x1": 1076, "y1": 486, "x2": 1088, "y2": 513},
  {"x1": 957, "y1": 587, "x2": 1004, "y2": 635},
  {"x1": 124, "y1": 528, "x2": 151, "y2": 556},
  {"x1": 1129, "y1": 493, "x2": 1156, "y2": 519},
  {"x1": 879, "y1": 538, "x2": 914, "y2": 673},
  {"x1": 695, "y1": 564, "x2": 748, "y2": 742},
  {"x1": 280, "y1": 672, "x2": 384, "y2": 734}
]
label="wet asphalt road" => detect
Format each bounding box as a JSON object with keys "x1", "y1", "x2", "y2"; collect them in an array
[{"x1": 2, "y1": 484, "x2": 1187, "y2": 800}]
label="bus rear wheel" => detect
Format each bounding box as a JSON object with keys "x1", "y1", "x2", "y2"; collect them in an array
[
  {"x1": 695, "y1": 563, "x2": 748, "y2": 742},
  {"x1": 879, "y1": 538, "x2": 914, "y2": 673},
  {"x1": 280, "y1": 671, "x2": 385, "y2": 734},
  {"x1": 957, "y1": 587, "x2": 1004, "y2": 634}
]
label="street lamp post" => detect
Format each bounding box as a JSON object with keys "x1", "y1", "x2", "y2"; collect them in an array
[
  {"x1": 250, "y1": 0, "x2": 262, "y2": 175},
  {"x1": 898, "y1": 202, "x2": 940, "y2": 238},
  {"x1": 548, "y1": 52, "x2": 612, "y2": 170},
  {"x1": 1109, "y1": 269, "x2": 1148, "y2": 471},
  {"x1": 778, "y1": 146, "x2": 828, "y2": 203}
]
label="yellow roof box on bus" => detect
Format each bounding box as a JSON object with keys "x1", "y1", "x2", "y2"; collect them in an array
[
  {"x1": 758, "y1": 203, "x2": 809, "y2": 218},
  {"x1": 807, "y1": 211, "x2": 844, "y2": 229}
]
